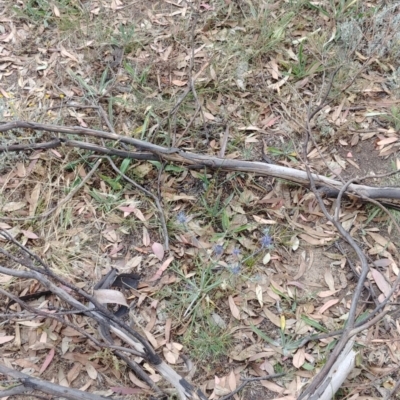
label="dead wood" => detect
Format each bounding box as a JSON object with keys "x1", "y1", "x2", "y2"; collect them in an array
[
  {"x1": 1, "y1": 121, "x2": 400, "y2": 203},
  {"x1": 297, "y1": 67, "x2": 400, "y2": 400},
  {"x1": 1, "y1": 120, "x2": 400, "y2": 399},
  {"x1": 0, "y1": 363, "x2": 110, "y2": 400},
  {"x1": 0, "y1": 231, "x2": 207, "y2": 400}
]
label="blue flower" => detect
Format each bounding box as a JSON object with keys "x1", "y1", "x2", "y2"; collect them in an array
[
  {"x1": 232, "y1": 248, "x2": 241, "y2": 257},
  {"x1": 213, "y1": 244, "x2": 224, "y2": 256},
  {"x1": 230, "y1": 263, "x2": 241, "y2": 275},
  {"x1": 260, "y1": 234, "x2": 273, "y2": 248},
  {"x1": 177, "y1": 211, "x2": 188, "y2": 224}
]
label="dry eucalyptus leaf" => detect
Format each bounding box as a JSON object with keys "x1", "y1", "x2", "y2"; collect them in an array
[
  {"x1": 93, "y1": 289, "x2": 128, "y2": 307},
  {"x1": 370, "y1": 268, "x2": 391, "y2": 297},
  {"x1": 152, "y1": 242, "x2": 164, "y2": 261},
  {"x1": 2, "y1": 202, "x2": 26, "y2": 212},
  {"x1": 228, "y1": 295, "x2": 241, "y2": 320},
  {"x1": 293, "y1": 347, "x2": 305, "y2": 369}
]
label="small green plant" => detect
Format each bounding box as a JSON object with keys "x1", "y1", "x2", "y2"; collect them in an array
[
  {"x1": 13, "y1": 0, "x2": 84, "y2": 27},
  {"x1": 172, "y1": 259, "x2": 225, "y2": 321},
  {"x1": 112, "y1": 23, "x2": 135, "y2": 47},
  {"x1": 266, "y1": 144, "x2": 299, "y2": 163},
  {"x1": 68, "y1": 69, "x2": 111, "y2": 97},
  {"x1": 13, "y1": 0, "x2": 53, "y2": 25},
  {"x1": 99, "y1": 158, "x2": 131, "y2": 191},
  {"x1": 201, "y1": 191, "x2": 234, "y2": 221},
  {"x1": 306, "y1": 0, "x2": 360, "y2": 21},
  {"x1": 381, "y1": 106, "x2": 400, "y2": 131},
  {"x1": 183, "y1": 321, "x2": 232, "y2": 362},
  {"x1": 111, "y1": 23, "x2": 145, "y2": 54},
  {"x1": 89, "y1": 189, "x2": 123, "y2": 213},
  {"x1": 124, "y1": 62, "x2": 151, "y2": 86},
  {"x1": 288, "y1": 42, "x2": 323, "y2": 80}
]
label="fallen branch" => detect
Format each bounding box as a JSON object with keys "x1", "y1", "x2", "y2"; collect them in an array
[
  {"x1": 1, "y1": 119, "x2": 400, "y2": 399},
  {"x1": 298, "y1": 67, "x2": 400, "y2": 399},
  {"x1": 0, "y1": 363, "x2": 109, "y2": 400},
  {"x1": 0, "y1": 231, "x2": 207, "y2": 400},
  {"x1": 1, "y1": 121, "x2": 400, "y2": 202}
]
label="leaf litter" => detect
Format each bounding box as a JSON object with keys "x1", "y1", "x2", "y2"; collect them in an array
[{"x1": 0, "y1": 0, "x2": 400, "y2": 399}]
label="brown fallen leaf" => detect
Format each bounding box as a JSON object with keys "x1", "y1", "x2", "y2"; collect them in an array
[
  {"x1": 299, "y1": 234, "x2": 330, "y2": 246},
  {"x1": 93, "y1": 289, "x2": 128, "y2": 307},
  {"x1": 319, "y1": 299, "x2": 339, "y2": 314},
  {"x1": 370, "y1": 268, "x2": 391, "y2": 297},
  {"x1": 85, "y1": 363, "x2": 98, "y2": 379},
  {"x1": 58, "y1": 368, "x2": 69, "y2": 387},
  {"x1": 111, "y1": 387, "x2": 145, "y2": 395},
  {"x1": 2, "y1": 202, "x2": 26, "y2": 212},
  {"x1": 263, "y1": 307, "x2": 280, "y2": 328},
  {"x1": 293, "y1": 347, "x2": 305, "y2": 369},
  {"x1": 0, "y1": 336, "x2": 14, "y2": 344},
  {"x1": 67, "y1": 363, "x2": 82, "y2": 385},
  {"x1": 129, "y1": 371, "x2": 151, "y2": 389},
  {"x1": 228, "y1": 295, "x2": 241, "y2": 320},
  {"x1": 152, "y1": 242, "x2": 164, "y2": 261},
  {"x1": 39, "y1": 348, "x2": 55, "y2": 375},
  {"x1": 149, "y1": 256, "x2": 174, "y2": 281}
]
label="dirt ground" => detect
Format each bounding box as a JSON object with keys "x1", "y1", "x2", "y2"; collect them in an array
[{"x1": 1, "y1": 1, "x2": 400, "y2": 399}]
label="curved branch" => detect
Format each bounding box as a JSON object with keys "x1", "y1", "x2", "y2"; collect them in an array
[{"x1": 0, "y1": 121, "x2": 399, "y2": 201}]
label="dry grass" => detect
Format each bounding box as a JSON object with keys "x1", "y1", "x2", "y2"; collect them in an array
[{"x1": 1, "y1": 0, "x2": 400, "y2": 398}]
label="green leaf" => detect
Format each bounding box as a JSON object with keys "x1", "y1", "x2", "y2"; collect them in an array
[
  {"x1": 141, "y1": 112, "x2": 150, "y2": 140},
  {"x1": 99, "y1": 174, "x2": 122, "y2": 190},
  {"x1": 302, "y1": 362, "x2": 314, "y2": 371},
  {"x1": 266, "y1": 147, "x2": 284, "y2": 156},
  {"x1": 300, "y1": 315, "x2": 329, "y2": 333},
  {"x1": 149, "y1": 161, "x2": 162, "y2": 169},
  {"x1": 68, "y1": 69, "x2": 96, "y2": 95},
  {"x1": 250, "y1": 325, "x2": 280, "y2": 346},
  {"x1": 326, "y1": 339, "x2": 337, "y2": 351},
  {"x1": 232, "y1": 225, "x2": 251, "y2": 233},
  {"x1": 221, "y1": 210, "x2": 230, "y2": 231},
  {"x1": 117, "y1": 158, "x2": 131, "y2": 180},
  {"x1": 356, "y1": 310, "x2": 370, "y2": 324},
  {"x1": 99, "y1": 67, "x2": 109, "y2": 92},
  {"x1": 270, "y1": 284, "x2": 289, "y2": 301},
  {"x1": 165, "y1": 165, "x2": 186, "y2": 173},
  {"x1": 223, "y1": 192, "x2": 235, "y2": 207}
]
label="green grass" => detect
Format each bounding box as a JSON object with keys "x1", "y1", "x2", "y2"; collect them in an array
[
  {"x1": 3, "y1": 0, "x2": 400, "y2": 396},
  {"x1": 164, "y1": 259, "x2": 225, "y2": 321},
  {"x1": 183, "y1": 321, "x2": 232, "y2": 362},
  {"x1": 381, "y1": 106, "x2": 400, "y2": 131},
  {"x1": 12, "y1": 0, "x2": 85, "y2": 27}
]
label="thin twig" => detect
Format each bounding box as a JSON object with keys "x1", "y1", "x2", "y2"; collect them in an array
[
  {"x1": 0, "y1": 284, "x2": 103, "y2": 348},
  {"x1": 299, "y1": 61, "x2": 400, "y2": 400},
  {"x1": 0, "y1": 364, "x2": 110, "y2": 400},
  {"x1": 298, "y1": 67, "x2": 374, "y2": 400},
  {"x1": 0, "y1": 231, "x2": 159, "y2": 356},
  {"x1": 114, "y1": 350, "x2": 164, "y2": 394},
  {"x1": 359, "y1": 196, "x2": 400, "y2": 235},
  {"x1": 0, "y1": 384, "x2": 34, "y2": 397},
  {"x1": 1, "y1": 284, "x2": 149, "y2": 360},
  {"x1": 219, "y1": 124, "x2": 229, "y2": 158},
  {"x1": 334, "y1": 169, "x2": 400, "y2": 223}
]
